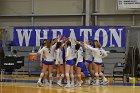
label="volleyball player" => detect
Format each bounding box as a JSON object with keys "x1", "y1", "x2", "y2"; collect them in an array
[
  {"x1": 55, "y1": 39, "x2": 67, "y2": 87},
  {"x1": 84, "y1": 40, "x2": 94, "y2": 84},
  {"x1": 75, "y1": 43, "x2": 89, "y2": 87},
  {"x1": 37, "y1": 36, "x2": 60, "y2": 87},
  {"x1": 36, "y1": 39, "x2": 48, "y2": 86},
  {"x1": 84, "y1": 40, "x2": 109, "y2": 85},
  {"x1": 65, "y1": 39, "x2": 75, "y2": 88}
]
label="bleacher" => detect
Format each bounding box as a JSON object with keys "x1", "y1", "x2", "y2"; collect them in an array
[
  {"x1": 3, "y1": 46, "x2": 41, "y2": 76},
  {"x1": 2, "y1": 46, "x2": 126, "y2": 77},
  {"x1": 103, "y1": 47, "x2": 126, "y2": 77}
]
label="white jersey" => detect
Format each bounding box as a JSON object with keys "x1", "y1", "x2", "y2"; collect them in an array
[
  {"x1": 66, "y1": 46, "x2": 75, "y2": 60},
  {"x1": 85, "y1": 48, "x2": 93, "y2": 61},
  {"x1": 76, "y1": 47, "x2": 84, "y2": 64},
  {"x1": 73, "y1": 49, "x2": 77, "y2": 59},
  {"x1": 84, "y1": 44, "x2": 108, "y2": 63},
  {"x1": 38, "y1": 44, "x2": 56, "y2": 61},
  {"x1": 71, "y1": 44, "x2": 77, "y2": 59},
  {"x1": 55, "y1": 48, "x2": 63, "y2": 64}
]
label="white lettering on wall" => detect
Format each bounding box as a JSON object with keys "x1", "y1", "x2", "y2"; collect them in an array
[
  {"x1": 80, "y1": 29, "x2": 92, "y2": 42},
  {"x1": 16, "y1": 29, "x2": 32, "y2": 46},
  {"x1": 94, "y1": 28, "x2": 108, "y2": 47},
  {"x1": 109, "y1": 28, "x2": 122, "y2": 47},
  {"x1": 51, "y1": 29, "x2": 63, "y2": 39},
  {"x1": 14, "y1": 27, "x2": 125, "y2": 47},
  {"x1": 69, "y1": 29, "x2": 77, "y2": 44},
  {"x1": 35, "y1": 29, "x2": 49, "y2": 46}
]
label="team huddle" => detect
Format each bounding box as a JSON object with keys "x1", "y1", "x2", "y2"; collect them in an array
[{"x1": 37, "y1": 35, "x2": 109, "y2": 88}]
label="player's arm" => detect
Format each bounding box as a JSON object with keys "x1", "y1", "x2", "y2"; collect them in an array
[
  {"x1": 84, "y1": 43, "x2": 98, "y2": 52},
  {"x1": 37, "y1": 47, "x2": 45, "y2": 55},
  {"x1": 101, "y1": 50, "x2": 108, "y2": 58}
]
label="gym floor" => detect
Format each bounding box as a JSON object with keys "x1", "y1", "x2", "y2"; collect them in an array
[
  {"x1": 1, "y1": 82, "x2": 140, "y2": 93},
  {"x1": 0, "y1": 75, "x2": 140, "y2": 93}
]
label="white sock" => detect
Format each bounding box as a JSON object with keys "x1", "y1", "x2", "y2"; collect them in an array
[
  {"x1": 78, "y1": 81, "x2": 81, "y2": 84},
  {"x1": 71, "y1": 79, "x2": 74, "y2": 84},
  {"x1": 103, "y1": 77, "x2": 107, "y2": 82},
  {"x1": 58, "y1": 79, "x2": 62, "y2": 83},
  {"x1": 96, "y1": 79, "x2": 99, "y2": 84},
  {"x1": 67, "y1": 80, "x2": 70, "y2": 85},
  {"x1": 38, "y1": 73, "x2": 44, "y2": 82},
  {"x1": 45, "y1": 79, "x2": 48, "y2": 83},
  {"x1": 50, "y1": 80, "x2": 52, "y2": 84}
]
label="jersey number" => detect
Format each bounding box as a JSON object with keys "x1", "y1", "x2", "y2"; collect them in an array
[{"x1": 100, "y1": 51, "x2": 104, "y2": 56}]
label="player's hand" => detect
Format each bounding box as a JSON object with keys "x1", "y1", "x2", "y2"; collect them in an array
[
  {"x1": 58, "y1": 34, "x2": 62, "y2": 39},
  {"x1": 106, "y1": 51, "x2": 110, "y2": 53}
]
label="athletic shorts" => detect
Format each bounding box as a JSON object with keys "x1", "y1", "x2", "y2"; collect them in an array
[
  {"x1": 66, "y1": 59, "x2": 75, "y2": 66},
  {"x1": 85, "y1": 60, "x2": 92, "y2": 63},
  {"x1": 42, "y1": 61, "x2": 54, "y2": 65},
  {"x1": 94, "y1": 62, "x2": 103, "y2": 65},
  {"x1": 77, "y1": 62, "x2": 85, "y2": 67},
  {"x1": 77, "y1": 62, "x2": 88, "y2": 77},
  {"x1": 92, "y1": 57, "x2": 94, "y2": 61}
]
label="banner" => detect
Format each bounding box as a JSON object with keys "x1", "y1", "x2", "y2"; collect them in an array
[
  {"x1": 13, "y1": 26, "x2": 126, "y2": 47},
  {"x1": 118, "y1": 0, "x2": 140, "y2": 10}
]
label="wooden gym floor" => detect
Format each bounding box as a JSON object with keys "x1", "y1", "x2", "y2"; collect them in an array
[
  {"x1": 0, "y1": 82, "x2": 140, "y2": 93},
  {"x1": 0, "y1": 75, "x2": 140, "y2": 93}
]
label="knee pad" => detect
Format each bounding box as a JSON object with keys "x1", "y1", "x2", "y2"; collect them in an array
[
  {"x1": 49, "y1": 73, "x2": 53, "y2": 77},
  {"x1": 61, "y1": 74, "x2": 64, "y2": 77},
  {"x1": 65, "y1": 73, "x2": 69, "y2": 77},
  {"x1": 99, "y1": 72, "x2": 103, "y2": 76},
  {"x1": 95, "y1": 72, "x2": 99, "y2": 77},
  {"x1": 70, "y1": 74, "x2": 74, "y2": 78},
  {"x1": 40, "y1": 72, "x2": 45, "y2": 77},
  {"x1": 77, "y1": 74, "x2": 81, "y2": 77}
]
